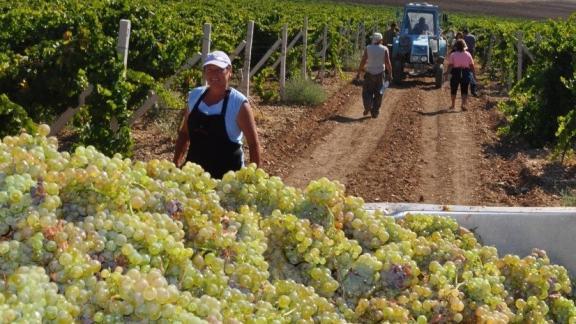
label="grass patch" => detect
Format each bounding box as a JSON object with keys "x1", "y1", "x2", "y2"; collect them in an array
[
  {"x1": 342, "y1": 50, "x2": 363, "y2": 72},
  {"x1": 284, "y1": 77, "x2": 327, "y2": 106},
  {"x1": 561, "y1": 188, "x2": 576, "y2": 207}
]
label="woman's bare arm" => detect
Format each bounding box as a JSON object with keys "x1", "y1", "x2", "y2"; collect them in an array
[
  {"x1": 173, "y1": 108, "x2": 190, "y2": 167},
  {"x1": 237, "y1": 101, "x2": 261, "y2": 166}
]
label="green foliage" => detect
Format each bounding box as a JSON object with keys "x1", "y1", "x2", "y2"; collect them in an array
[
  {"x1": 342, "y1": 50, "x2": 363, "y2": 72},
  {"x1": 496, "y1": 16, "x2": 576, "y2": 152},
  {"x1": 284, "y1": 77, "x2": 327, "y2": 106},
  {"x1": 78, "y1": 71, "x2": 133, "y2": 157},
  {"x1": 125, "y1": 70, "x2": 155, "y2": 109},
  {"x1": 0, "y1": 0, "x2": 396, "y2": 154},
  {"x1": 0, "y1": 4, "x2": 133, "y2": 155},
  {"x1": 561, "y1": 189, "x2": 576, "y2": 207},
  {"x1": 0, "y1": 94, "x2": 35, "y2": 137},
  {"x1": 425, "y1": 12, "x2": 576, "y2": 157},
  {"x1": 253, "y1": 67, "x2": 279, "y2": 103},
  {"x1": 554, "y1": 69, "x2": 576, "y2": 160}
]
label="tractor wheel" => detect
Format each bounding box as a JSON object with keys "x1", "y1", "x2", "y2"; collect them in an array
[
  {"x1": 393, "y1": 59, "x2": 403, "y2": 85},
  {"x1": 434, "y1": 63, "x2": 444, "y2": 88}
]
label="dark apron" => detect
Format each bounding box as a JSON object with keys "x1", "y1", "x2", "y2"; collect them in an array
[{"x1": 185, "y1": 89, "x2": 242, "y2": 179}]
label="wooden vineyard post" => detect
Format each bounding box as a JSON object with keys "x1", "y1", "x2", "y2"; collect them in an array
[
  {"x1": 354, "y1": 23, "x2": 360, "y2": 51},
  {"x1": 127, "y1": 91, "x2": 159, "y2": 126},
  {"x1": 111, "y1": 19, "x2": 131, "y2": 132},
  {"x1": 280, "y1": 25, "x2": 288, "y2": 101},
  {"x1": 340, "y1": 26, "x2": 348, "y2": 67},
  {"x1": 535, "y1": 33, "x2": 543, "y2": 44},
  {"x1": 320, "y1": 25, "x2": 328, "y2": 82},
  {"x1": 163, "y1": 53, "x2": 202, "y2": 89},
  {"x1": 49, "y1": 85, "x2": 94, "y2": 136},
  {"x1": 483, "y1": 34, "x2": 495, "y2": 73},
  {"x1": 272, "y1": 30, "x2": 302, "y2": 70},
  {"x1": 250, "y1": 39, "x2": 281, "y2": 78},
  {"x1": 302, "y1": 16, "x2": 308, "y2": 80},
  {"x1": 483, "y1": 34, "x2": 496, "y2": 108},
  {"x1": 360, "y1": 22, "x2": 366, "y2": 50},
  {"x1": 516, "y1": 31, "x2": 523, "y2": 82},
  {"x1": 117, "y1": 19, "x2": 131, "y2": 77},
  {"x1": 229, "y1": 40, "x2": 246, "y2": 62},
  {"x1": 241, "y1": 21, "x2": 254, "y2": 97},
  {"x1": 109, "y1": 91, "x2": 159, "y2": 132},
  {"x1": 520, "y1": 41, "x2": 535, "y2": 63},
  {"x1": 202, "y1": 23, "x2": 211, "y2": 84}
]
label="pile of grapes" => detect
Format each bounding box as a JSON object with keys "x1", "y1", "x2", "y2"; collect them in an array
[{"x1": 1, "y1": 125, "x2": 575, "y2": 323}]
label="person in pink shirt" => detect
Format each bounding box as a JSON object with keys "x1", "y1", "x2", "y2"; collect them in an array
[{"x1": 444, "y1": 39, "x2": 475, "y2": 111}]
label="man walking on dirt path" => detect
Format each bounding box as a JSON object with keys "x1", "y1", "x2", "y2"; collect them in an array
[
  {"x1": 355, "y1": 32, "x2": 392, "y2": 118},
  {"x1": 463, "y1": 29, "x2": 479, "y2": 97},
  {"x1": 383, "y1": 22, "x2": 398, "y2": 52},
  {"x1": 463, "y1": 29, "x2": 476, "y2": 58}
]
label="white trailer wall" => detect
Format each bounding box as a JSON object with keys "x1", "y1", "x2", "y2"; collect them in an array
[{"x1": 365, "y1": 203, "x2": 576, "y2": 276}]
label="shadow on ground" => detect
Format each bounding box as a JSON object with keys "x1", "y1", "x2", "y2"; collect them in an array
[
  {"x1": 416, "y1": 108, "x2": 462, "y2": 116},
  {"x1": 321, "y1": 115, "x2": 372, "y2": 123}
]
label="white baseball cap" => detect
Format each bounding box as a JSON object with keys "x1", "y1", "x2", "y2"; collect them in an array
[
  {"x1": 371, "y1": 32, "x2": 383, "y2": 42},
  {"x1": 203, "y1": 51, "x2": 231, "y2": 69}
]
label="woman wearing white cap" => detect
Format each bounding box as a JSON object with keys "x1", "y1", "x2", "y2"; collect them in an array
[
  {"x1": 173, "y1": 50, "x2": 261, "y2": 178},
  {"x1": 355, "y1": 32, "x2": 392, "y2": 118}
]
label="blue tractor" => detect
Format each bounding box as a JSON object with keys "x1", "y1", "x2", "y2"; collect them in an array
[{"x1": 391, "y1": 3, "x2": 447, "y2": 88}]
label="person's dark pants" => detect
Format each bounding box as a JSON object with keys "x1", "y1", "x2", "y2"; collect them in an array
[
  {"x1": 362, "y1": 72, "x2": 384, "y2": 117},
  {"x1": 469, "y1": 71, "x2": 478, "y2": 96},
  {"x1": 466, "y1": 49, "x2": 478, "y2": 96},
  {"x1": 450, "y1": 68, "x2": 471, "y2": 96}
]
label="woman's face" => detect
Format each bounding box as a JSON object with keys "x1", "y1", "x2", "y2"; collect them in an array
[{"x1": 204, "y1": 64, "x2": 231, "y2": 89}]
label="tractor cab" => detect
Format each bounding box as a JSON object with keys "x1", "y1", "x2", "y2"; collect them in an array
[
  {"x1": 392, "y1": 3, "x2": 447, "y2": 88},
  {"x1": 402, "y1": 11, "x2": 437, "y2": 36}
]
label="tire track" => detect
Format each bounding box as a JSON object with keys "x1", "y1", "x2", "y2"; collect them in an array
[
  {"x1": 346, "y1": 84, "x2": 423, "y2": 202},
  {"x1": 417, "y1": 80, "x2": 479, "y2": 204},
  {"x1": 282, "y1": 87, "x2": 402, "y2": 189}
]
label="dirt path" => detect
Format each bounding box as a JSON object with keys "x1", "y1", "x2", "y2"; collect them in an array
[
  {"x1": 416, "y1": 79, "x2": 480, "y2": 204},
  {"x1": 282, "y1": 87, "x2": 401, "y2": 189},
  {"x1": 129, "y1": 73, "x2": 574, "y2": 207},
  {"x1": 276, "y1": 76, "x2": 483, "y2": 205}
]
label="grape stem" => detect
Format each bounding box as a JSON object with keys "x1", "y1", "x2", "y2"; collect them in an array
[
  {"x1": 282, "y1": 308, "x2": 297, "y2": 317},
  {"x1": 178, "y1": 261, "x2": 188, "y2": 289},
  {"x1": 130, "y1": 182, "x2": 147, "y2": 190}
]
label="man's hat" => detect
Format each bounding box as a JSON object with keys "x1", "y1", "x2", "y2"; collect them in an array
[{"x1": 371, "y1": 32, "x2": 383, "y2": 42}]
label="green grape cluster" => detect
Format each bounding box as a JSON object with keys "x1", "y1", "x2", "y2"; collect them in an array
[
  {"x1": 0, "y1": 266, "x2": 78, "y2": 323},
  {"x1": 0, "y1": 126, "x2": 575, "y2": 323},
  {"x1": 218, "y1": 166, "x2": 301, "y2": 215},
  {"x1": 263, "y1": 211, "x2": 363, "y2": 298},
  {"x1": 90, "y1": 267, "x2": 205, "y2": 322}
]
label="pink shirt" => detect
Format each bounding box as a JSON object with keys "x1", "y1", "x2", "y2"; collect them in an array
[{"x1": 448, "y1": 51, "x2": 473, "y2": 68}]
